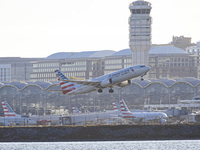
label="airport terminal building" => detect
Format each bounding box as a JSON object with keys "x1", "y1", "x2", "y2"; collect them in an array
[
  {"x1": 0, "y1": 77, "x2": 200, "y2": 116},
  {"x1": 30, "y1": 46, "x2": 198, "y2": 81}
]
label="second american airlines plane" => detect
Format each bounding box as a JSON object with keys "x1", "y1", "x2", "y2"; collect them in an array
[{"x1": 53, "y1": 65, "x2": 150, "y2": 95}]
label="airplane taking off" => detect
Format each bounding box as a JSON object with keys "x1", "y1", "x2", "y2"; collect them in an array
[
  {"x1": 119, "y1": 99, "x2": 168, "y2": 124},
  {"x1": 53, "y1": 65, "x2": 150, "y2": 95},
  {"x1": 0, "y1": 100, "x2": 37, "y2": 126}
]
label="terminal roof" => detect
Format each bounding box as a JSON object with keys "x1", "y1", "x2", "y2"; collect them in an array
[{"x1": 46, "y1": 46, "x2": 187, "y2": 59}]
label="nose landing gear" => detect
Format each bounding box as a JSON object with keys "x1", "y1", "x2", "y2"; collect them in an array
[{"x1": 141, "y1": 73, "x2": 146, "y2": 81}]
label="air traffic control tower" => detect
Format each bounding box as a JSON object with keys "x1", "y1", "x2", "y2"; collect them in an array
[{"x1": 129, "y1": 0, "x2": 152, "y2": 66}]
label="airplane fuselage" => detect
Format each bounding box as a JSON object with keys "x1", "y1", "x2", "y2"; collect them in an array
[
  {"x1": 120, "y1": 111, "x2": 168, "y2": 123},
  {"x1": 0, "y1": 117, "x2": 37, "y2": 126}
]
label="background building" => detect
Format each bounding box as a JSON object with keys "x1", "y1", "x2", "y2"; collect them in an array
[
  {"x1": 186, "y1": 42, "x2": 200, "y2": 56},
  {"x1": 186, "y1": 42, "x2": 200, "y2": 78},
  {"x1": 0, "y1": 57, "x2": 43, "y2": 82},
  {"x1": 29, "y1": 46, "x2": 198, "y2": 81},
  {"x1": 171, "y1": 36, "x2": 195, "y2": 50},
  {"x1": 149, "y1": 46, "x2": 197, "y2": 79},
  {"x1": 30, "y1": 51, "x2": 115, "y2": 81},
  {"x1": 0, "y1": 64, "x2": 11, "y2": 82}
]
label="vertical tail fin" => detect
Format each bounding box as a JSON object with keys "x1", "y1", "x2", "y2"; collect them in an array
[
  {"x1": 72, "y1": 106, "x2": 81, "y2": 114},
  {"x1": 119, "y1": 99, "x2": 135, "y2": 118},
  {"x1": 119, "y1": 99, "x2": 131, "y2": 113},
  {"x1": 1, "y1": 100, "x2": 17, "y2": 117},
  {"x1": 112, "y1": 101, "x2": 120, "y2": 111},
  {"x1": 55, "y1": 70, "x2": 76, "y2": 94}
]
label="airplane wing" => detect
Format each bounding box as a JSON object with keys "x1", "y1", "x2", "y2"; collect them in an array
[{"x1": 62, "y1": 79, "x2": 100, "y2": 87}]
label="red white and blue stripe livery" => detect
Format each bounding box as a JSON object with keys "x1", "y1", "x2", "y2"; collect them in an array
[
  {"x1": 1, "y1": 100, "x2": 19, "y2": 117},
  {"x1": 72, "y1": 106, "x2": 81, "y2": 114}
]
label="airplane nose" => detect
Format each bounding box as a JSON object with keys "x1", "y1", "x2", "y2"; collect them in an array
[{"x1": 146, "y1": 66, "x2": 151, "y2": 71}]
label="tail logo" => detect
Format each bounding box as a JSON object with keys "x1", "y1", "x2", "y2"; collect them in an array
[
  {"x1": 72, "y1": 106, "x2": 80, "y2": 114},
  {"x1": 1, "y1": 100, "x2": 16, "y2": 117},
  {"x1": 119, "y1": 99, "x2": 136, "y2": 118},
  {"x1": 112, "y1": 101, "x2": 120, "y2": 111},
  {"x1": 55, "y1": 70, "x2": 77, "y2": 94}
]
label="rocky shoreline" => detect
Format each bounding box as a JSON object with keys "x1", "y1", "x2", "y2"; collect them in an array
[{"x1": 0, "y1": 124, "x2": 200, "y2": 142}]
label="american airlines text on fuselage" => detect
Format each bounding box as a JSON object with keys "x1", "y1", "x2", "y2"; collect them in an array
[{"x1": 108, "y1": 68, "x2": 133, "y2": 79}]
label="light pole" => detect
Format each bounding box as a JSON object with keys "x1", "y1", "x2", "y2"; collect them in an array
[
  {"x1": 19, "y1": 91, "x2": 22, "y2": 114},
  {"x1": 168, "y1": 88, "x2": 171, "y2": 108}
]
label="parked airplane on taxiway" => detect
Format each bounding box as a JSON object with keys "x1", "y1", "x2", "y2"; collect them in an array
[{"x1": 0, "y1": 100, "x2": 37, "y2": 126}]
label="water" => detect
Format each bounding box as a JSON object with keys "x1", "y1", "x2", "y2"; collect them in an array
[{"x1": 0, "y1": 140, "x2": 199, "y2": 150}]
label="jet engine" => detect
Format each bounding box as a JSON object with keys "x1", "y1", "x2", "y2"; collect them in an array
[
  {"x1": 160, "y1": 119, "x2": 167, "y2": 124},
  {"x1": 100, "y1": 78, "x2": 113, "y2": 88},
  {"x1": 117, "y1": 80, "x2": 131, "y2": 88}
]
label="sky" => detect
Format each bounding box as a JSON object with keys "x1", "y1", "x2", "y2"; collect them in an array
[{"x1": 0, "y1": 0, "x2": 199, "y2": 58}]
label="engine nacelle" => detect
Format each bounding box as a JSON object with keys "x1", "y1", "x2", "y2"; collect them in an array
[
  {"x1": 100, "y1": 78, "x2": 113, "y2": 88},
  {"x1": 117, "y1": 80, "x2": 131, "y2": 88},
  {"x1": 160, "y1": 119, "x2": 167, "y2": 124}
]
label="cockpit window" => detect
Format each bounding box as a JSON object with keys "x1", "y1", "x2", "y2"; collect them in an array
[{"x1": 140, "y1": 65, "x2": 145, "y2": 68}]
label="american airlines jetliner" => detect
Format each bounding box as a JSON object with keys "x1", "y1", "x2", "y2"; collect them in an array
[
  {"x1": 119, "y1": 99, "x2": 168, "y2": 124},
  {"x1": 0, "y1": 100, "x2": 37, "y2": 126},
  {"x1": 53, "y1": 65, "x2": 150, "y2": 95}
]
